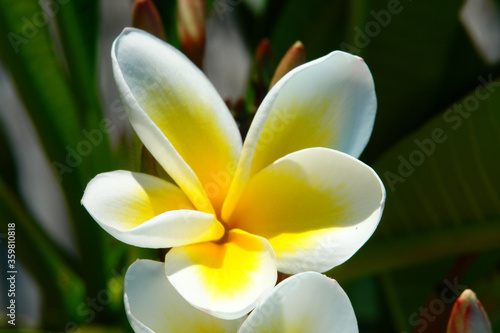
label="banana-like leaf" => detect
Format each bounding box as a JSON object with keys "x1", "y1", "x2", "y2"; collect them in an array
[
  {"x1": 0, "y1": 178, "x2": 84, "y2": 326},
  {"x1": 356, "y1": 0, "x2": 495, "y2": 162},
  {"x1": 0, "y1": 0, "x2": 82, "y2": 156},
  {"x1": 270, "y1": 0, "x2": 347, "y2": 64},
  {"x1": 0, "y1": 0, "x2": 108, "y2": 301},
  {"x1": 330, "y1": 78, "x2": 500, "y2": 281},
  {"x1": 51, "y1": 0, "x2": 115, "y2": 182}
]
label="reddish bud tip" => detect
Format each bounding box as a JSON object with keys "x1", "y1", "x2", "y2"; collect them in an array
[
  {"x1": 177, "y1": 0, "x2": 206, "y2": 68},
  {"x1": 269, "y1": 40, "x2": 306, "y2": 89},
  {"x1": 132, "y1": 0, "x2": 167, "y2": 41},
  {"x1": 447, "y1": 289, "x2": 492, "y2": 333},
  {"x1": 255, "y1": 38, "x2": 273, "y2": 70}
]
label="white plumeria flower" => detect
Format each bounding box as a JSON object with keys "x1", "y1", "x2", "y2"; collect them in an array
[
  {"x1": 82, "y1": 28, "x2": 385, "y2": 319},
  {"x1": 124, "y1": 260, "x2": 358, "y2": 333}
]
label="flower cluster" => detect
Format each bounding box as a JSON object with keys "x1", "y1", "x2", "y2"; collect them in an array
[{"x1": 82, "y1": 28, "x2": 385, "y2": 332}]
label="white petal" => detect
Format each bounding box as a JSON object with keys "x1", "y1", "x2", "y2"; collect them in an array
[
  {"x1": 112, "y1": 28, "x2": 242, "y2": 214},
  {"x1": 124, "y1": 260, "x2": 245, "y2": 332},
  {"x1": 228, "y1": 148, "x2": 385, "y2": 274},
  {"x1": 238, "y1": 272, "x2": 358, "y2": 333},
  {"x1": 165, "y1": 230, "x2": 277, "y2": 320},
  {"x1": 223, "y1": 51, "x2": 376, "y2": 220},
  {"x1": 82, "y1": 170, "x2": 224, "y2": 248}
]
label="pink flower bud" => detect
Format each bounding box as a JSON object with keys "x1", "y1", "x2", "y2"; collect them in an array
[{"x1": 447, "y1": 289, "x2": 492, "y2": 333}]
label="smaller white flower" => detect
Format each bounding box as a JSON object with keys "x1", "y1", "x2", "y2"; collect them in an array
[{"x1": 124, "y1": 260, "x2": 358, "y2": 333}]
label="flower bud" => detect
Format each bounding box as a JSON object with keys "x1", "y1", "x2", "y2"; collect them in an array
[
  {"x1": 132, "y1": 0, "x2": 167, "y2": 40},
  {"x1": 447, "y1": 289, "x2": 492, "y2": 333},
  {"x1": 176, "y1": 0, "x2": 205, "y2": 68},
  {"x1": 254, "y1": 38, "x2": 273, "y2": 75},
  {"x1": 269, "y1": 41, "x2": 305, "y2": 89},
  {"x1": 251, "y1": 38, "x2": 273, "y2": 109}
]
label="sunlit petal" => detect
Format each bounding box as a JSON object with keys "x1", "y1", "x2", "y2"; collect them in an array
[
  {"x1": 165, "y1": 229, "x2": 277, "y2": 319},
  {"x1": 82, "y1": 170, "x2": 224, "y2": 248},
  {"x1": 229, "y1": 148, "x2": 385, "y2": 274},
  {"x1": 112, "y1": 28, "x2": 242, "y2": 214},
  {"x1": 124, "y1": 260, "x2": 245, "y2": 332},
  {"x1": 223, "y1": 51, "x2": 376, "y2": 220},
  {"x1": 238, "y1": 272, "x2": 358, "y2": 333}
]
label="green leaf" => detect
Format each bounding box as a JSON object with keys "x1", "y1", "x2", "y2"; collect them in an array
[
  {"x1": 378, "y1": 258, "x2": 459, "y2": 332},
  {"x1": 51, "y1": 0, "x2": 102, "y2": 123},
  {"x1": 269, "y1": 0, "x2": 348, "y2": 66},
  {"x1": 51, "y1": 0, "x2": 115, "y2": 180},
  {"x1": 53, "y1": 0, "x2": 100, "y2": 87},
  {"x1": 0, "y1": 178, "x2": 85, "y2": 326},
  {"x1": 337, "y1": 0, "x2": 498, "y2": 162},
  {"x1": 0, "y1": 0, "x2": 82, "y2": 157},
  {"x1": 329, "y1": 78, "x2": 500, "y2": 281},
  {"x1": 153, "y1": 0, "x2": 180, "y2": 47},
  {"x1": 265, "y1": 0, "x2": 498, "y2": 166},
  {"x1": 0, "y1": 0, "x2": 109, "y2": 304}
]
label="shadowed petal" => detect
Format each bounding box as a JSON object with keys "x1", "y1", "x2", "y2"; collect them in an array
[
  {"x1": 238, "y1": 272, "x2": 358, "y2": 333},
  {"x1": 124, "y1": 260, "x2": 245, "y2": 332}
]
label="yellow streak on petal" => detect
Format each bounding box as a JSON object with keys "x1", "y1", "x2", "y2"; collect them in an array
[
  {"x1": 230, "y1": 157, "x2": 350, "y2": 237},
  {"x1": 84, "y1": 172, "x2": 196, "y2": 232},
  {"x1": 250, "y1": 98, "x2": 338, "y2": 177},
  {"x1": 169, "y1": 322, "x2": 235, "y2": 333},
  {"x1": 145, "y1": 92, "x2": 236, "y2": 215},
  {"x1": 124, "y1": 182, "x2": 195, "y2": 230},
  {"x1": 184, "y1": 230, "x2": 267, "y2": 301},
  {"x1": 228, "y1": 148, "x2": 384, "y2": 273},
  {"x1": 166, "y1": 229, "x2": 277, "y2": 316},
  {"x1": 222, "y1": 99, "x2": 340, "y2": 223},
  {"x1": 266, "y1": 231, "x2": 324, "y2": 262}
]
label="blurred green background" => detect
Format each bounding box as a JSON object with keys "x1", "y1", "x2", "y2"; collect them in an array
[{"x1": 1, "y1": 0, "x2": 500, "y2": 331}]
